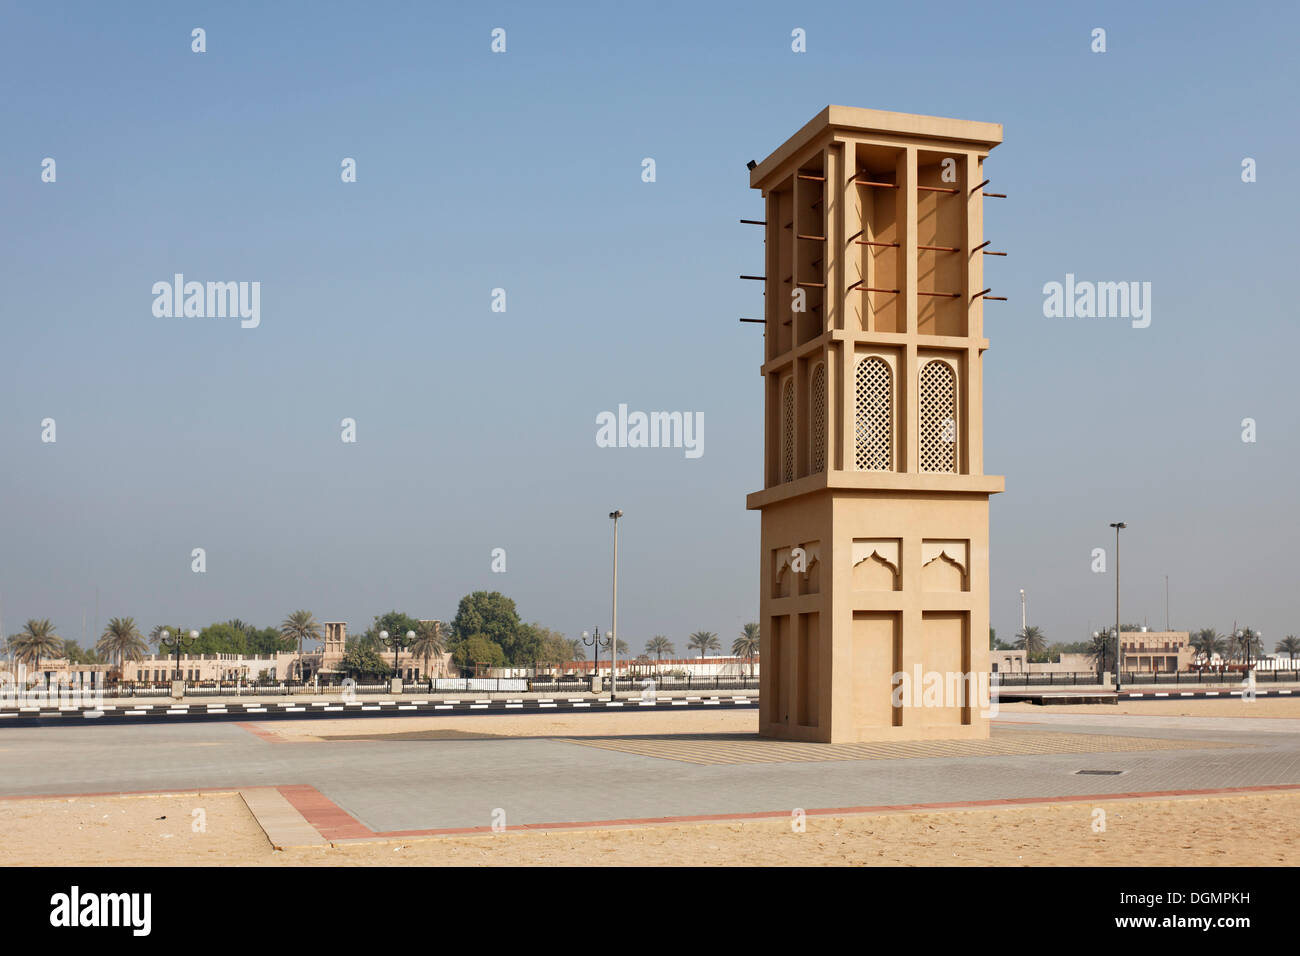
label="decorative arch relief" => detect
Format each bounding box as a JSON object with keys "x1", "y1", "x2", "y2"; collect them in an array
[
  {"x1": 921, "y1": 539, "x2": 968, "y2": 592},
  {"x1": 772, "y1": 542, "x2": 822, "y2": 598},
  {"x1": 852, "y1": 538, "x2": 900, "y2": 591}
]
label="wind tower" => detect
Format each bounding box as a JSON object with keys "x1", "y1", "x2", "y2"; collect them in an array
[{"x1": 743, "y1": 107, "x2": 1006, "y2": 743}]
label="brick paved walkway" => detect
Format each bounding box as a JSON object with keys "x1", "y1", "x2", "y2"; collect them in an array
[{"x1": 2, "y1": 710, "x2": 1296, "y2": 836}]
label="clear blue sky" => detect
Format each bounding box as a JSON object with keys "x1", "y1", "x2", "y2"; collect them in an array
[{"x1": 2, "y1": 1, "x2": 1297, "y2": 652}]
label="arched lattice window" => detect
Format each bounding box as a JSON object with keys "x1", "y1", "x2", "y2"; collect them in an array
[
  {"x1": 810, "y1": 363, "x2": 827, "y2": 472},
  {"x1": 854, "y1": 356, "x2": 891, "y2": 471},
  {"x1": 920, "y1": 360, "x2": 958, "y2": 473},
  {"x1": 781, "y1": 377, "x2": 795, "y2": 482}
]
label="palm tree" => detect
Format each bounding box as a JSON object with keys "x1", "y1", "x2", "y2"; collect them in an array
[
  {"x1": 1275, "y1": 635, "x2": 1300, "y2": 660},
  {"x1": 687, "y1": 631, "x2": 720, "y2": 659},
  {"x1": 732, "y1": 622, "x2": 760, "y2": 676},
  {"x1": 9, "y1": 619, "x2": 63, "y2": 671},
  {"x1": 96, "y1": 617, "x2": 146, "y2": 675},
  {"x1": 1087, "y1": 631, "x2": 1116, "y2": 675},
  {"x1": 1191, "y1": 628, "x2": 1225, "y2": 666},
  {"x1": 1014, "y1": 625, "x2": 1046, "y2": 659},
  {"x1": 280, "y1": 610, "x2": 323, "y2": 680},
  {"x1": 149, "y1": 624, "x2": 176, "y2": 646},
  {"x1": 645, "y1": 636, "x2": 674, "y2": 663},
  {"x1": 1236, "y1": 627, "x2": 1263, "y2": 665},
  {"x1": 411, "y1": 620, "x2": 445, "y2": 679}
]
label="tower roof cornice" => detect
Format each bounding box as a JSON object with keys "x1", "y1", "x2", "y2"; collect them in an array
[{"x1": 750, "y1": 105, "x2": 1003, "y2": 189}]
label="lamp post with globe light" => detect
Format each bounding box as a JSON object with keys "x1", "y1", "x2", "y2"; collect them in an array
[
  {"x1": 380, "y1": 629, "x2": 416, "y2": 680},
  {"x1": 583, "y1": 628, "x2": 611, "y2": 694},
  {"x1": 157, "y1": 629, "x2": 198, "y2": 681}
]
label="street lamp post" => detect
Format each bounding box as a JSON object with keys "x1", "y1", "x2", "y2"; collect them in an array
[
  {"x1": 380, "y1": 629, "x2": 416, "y2": 680},
  {"x1": 157, "y1": 629, "x2": 198, "y2": 681},
  {"x1": 1109, "y1": 522, "x2": 1126, "y2": 693},
  {"x1": 609, "y1": 510, "x2": 623, "y2": 700},
  {"x1": 1019, "y1": 589, "x2": 1026, "y2": 670},
  {"x1": 582, "y1": 627, "x2": 611, "y2": 690},
  {"x1": 1235, "y1": 628, "x2": 1259, "y2": 673}
]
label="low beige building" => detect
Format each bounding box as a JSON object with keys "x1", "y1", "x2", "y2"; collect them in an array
[
  {"x1": 989, "y1": 649, "x2": 1026, "y2": 673},
  {"x1": 1119, "y1": 630, "x2": 1194, "y2": 673}
]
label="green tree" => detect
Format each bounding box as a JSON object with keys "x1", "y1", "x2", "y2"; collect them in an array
[
  {"x1": 192, "y1": 621, "x2": 250, "y2": 655},
  {"x1": 451, "y1": 633, "x2": 506, "y2": 673},
  {"x1": 280, "y1": 610, "x2": 323, "y2": 679},
  {"x1": 96, "y1": 617, "x2": 145, "y2": 672},
  {"x1": 510, "y1": 621, "x2": 548, "y2": 664},
  {"x1": 339, "y1": 645, "x2": 388, "y2": 679},
  {"x1": 449, "y1": 592, "x2": 524, "y2": 666},
  {"x1": 523, "y1": 626, "x2": 581, "y2": 666},
  {"x1": 247, "y1": 626, "x2": 293, "y2": 655},
  {"x1": 375, "y1": 611, "x2": 421, "y2": 643},
  {"x1": 63, "y1": 640, "x2": 103, "y2": 665},
  {"x1": 9, "y1": 619, "x2": 63, "y2": 670},
  {"x1": 687, "y1": 631, "x2": 720, "y2": 659},
  {"x1": 451, "y1": 592, "x2": 520, "y2": 647},
  {"x1": 349, "y1": 611, "x2": 421, "y2": 654}
]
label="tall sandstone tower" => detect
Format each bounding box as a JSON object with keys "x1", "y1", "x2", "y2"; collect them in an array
[{"x1": 746, "y1": 107, "x2": 1005, "y2": 743}]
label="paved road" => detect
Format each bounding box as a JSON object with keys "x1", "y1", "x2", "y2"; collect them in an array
[
  {"x1": 1, "y1": 687, "x2": 1292, "y2": 727},
  {"x1": 0, "y1": 695, "x2": 756, "y2": 727},
  {"x1": 2, "y1": 710, "x2": 1297, "y2": 832}
]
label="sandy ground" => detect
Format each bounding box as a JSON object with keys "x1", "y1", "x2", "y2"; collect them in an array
[
  {"x1": 0, "y1": 793, "x2": 271, "y2": 866},
  {"x1": 2, "y1": 790, "x2": 1296, "y2": 867},
  {"x1": 265, "y1": 708, "x2": 760, "y2": 739}
]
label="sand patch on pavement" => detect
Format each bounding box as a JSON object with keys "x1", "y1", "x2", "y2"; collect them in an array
[
  {"x1": 260, "y1": 708, "x2": 761, "y2": 741},
  {"x1": 999, "y1": 697, "x2": 1300, "y2": 719}
]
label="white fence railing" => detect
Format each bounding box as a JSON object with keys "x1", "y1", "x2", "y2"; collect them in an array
[{"x1": 432, "y1": 677, "x2": 528, "y2": 692}]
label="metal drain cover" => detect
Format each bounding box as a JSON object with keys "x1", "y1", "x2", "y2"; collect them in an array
[{"x1": 1075, "y1": 769, "x2": 1125, "y2": 775}]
